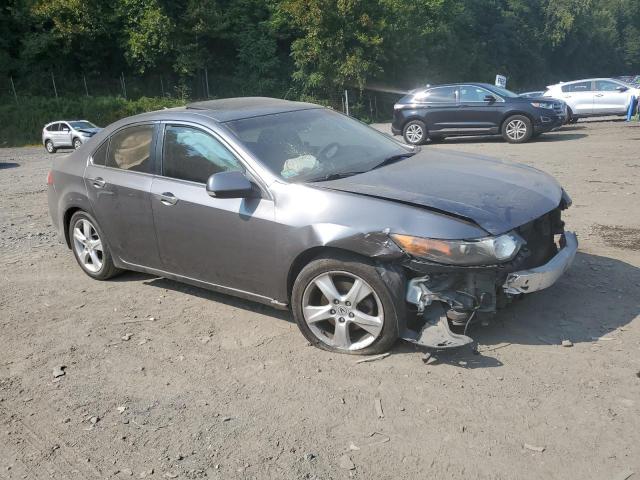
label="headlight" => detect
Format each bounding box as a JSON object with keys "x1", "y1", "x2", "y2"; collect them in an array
[
  {"x1": 530, "y1": 101, "x2": 554, "y2": 110},
  {"x1": 391, "y1": 233, "x2": 523, "y2": 265}
]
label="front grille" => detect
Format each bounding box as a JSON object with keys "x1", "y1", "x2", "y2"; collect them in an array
[{"x1": 515, "y1": 208, "x2": 564, "y2": 268}]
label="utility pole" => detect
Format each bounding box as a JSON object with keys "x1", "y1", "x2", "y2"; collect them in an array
[
  {"x1": 344, "y1": 89, "x2": 350, "y2": 116},
  {"x1": 51, "y1": 72, "x2": 58, "y2": 99},
  {"x1": 204, "y1": 68, "x2": 210, "y2": 99},
  {"x1": 83, "y1": 75, "x2": 89, "y2": 97},
  {"x1": 120, "y1": 72, "x2": 127, "y2": 99},
  {"x1": 10, "y1": 76, "x2": 18, "y2": 105}
]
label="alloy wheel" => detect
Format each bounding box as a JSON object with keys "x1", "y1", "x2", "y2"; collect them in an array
[
  {"x1": 302, "y1": 271, "x2": 384, "y2": 351},
  {"x1": 505, "y1": 119, "x2": 527, "y2": 141},
  {"x1": 405, "y1": 124, "x2": 424, "y2": 144},
  {"x1": 46, "y1": 141, "x2": 54, "y2": 153},
  {"x1": 72, "y1": 218, "x2": 104, "y2": 273},
  {"x1": 73, "y1": 139, "x2": 82, "y2": 149}
]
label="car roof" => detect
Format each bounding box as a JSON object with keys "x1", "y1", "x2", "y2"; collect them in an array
[
  {"x1": 421, "y1": 82, "x2": 499, "y2": 89},
  {"x1": 549, "y1": 78, "x2": 623, "y2": 86},
  {"x1": 184, "y1": 97, "x2": 321, "y2": 122},
  {"x1": 45, "y1": 120, "x2": 91, "y2": 126}
]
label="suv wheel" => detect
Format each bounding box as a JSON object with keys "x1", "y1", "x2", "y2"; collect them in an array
[
  {"x1": 291, "y1": 253, "x2": 402, "y2": 354},
  {"x1": 73, "y1": 138, "x2": 82, "y2": 149},
  {"x1": 402, "y1": 120, "x2": 427, "y2": 145},
  {"x1": 502, "y1": 115, "x2": 533, "y2": 143},
  {"x1": 45, "y1": 140, "x2": 56, "y2": 154},
  {"x1": 69, "y1": 211, "x2": 122, "y2": 280}
]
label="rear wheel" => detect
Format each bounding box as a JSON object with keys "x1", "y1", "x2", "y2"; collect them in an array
[
  {"x1": 502, "y1": 115, "x2": 533, "y2": 143},
  {"x1": 402, "y1": 120, "x2": 427, "y2": 145},
  {"x1": 45, "y1": 140, "x2": 56, "y2": 154},
  {"x1": 69, "y1": 211, "x2": 122, "y2": 280},
  {"x1": 291, "y1": 253, "x2": 403, "y2": 354}
]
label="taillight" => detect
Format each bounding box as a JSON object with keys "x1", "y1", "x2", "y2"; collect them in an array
[{"x1": 47, "y1": 171, "x2": 54, "y2": 185}]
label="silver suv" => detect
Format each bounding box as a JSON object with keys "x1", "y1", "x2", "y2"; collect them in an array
[
  {"x1": 544, "y1": 78, "x2": 639, "y2": 123},
  {"x1": 42, "y1": 120, "x2": 101, "y2": 153}
]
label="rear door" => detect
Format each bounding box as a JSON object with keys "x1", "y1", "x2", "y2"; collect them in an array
[
  {"x1": 593, "y1": 80, "x2": 630, "y2": 115},
  {"x1": 456, "y1": 85, "x2": 504, "y2": 133},
  {"x1": 150, "y1": 122, "x2": 276, "y2": 295},
  {"x1": 414, "y1": 86, "x2": 459, "y2": 133},
  {"x1": 560, "y1": 81, "x2": 594, "y2": 115},
  {"x1": 84, "y1": 123, "x2": 162, "y2": 269}
]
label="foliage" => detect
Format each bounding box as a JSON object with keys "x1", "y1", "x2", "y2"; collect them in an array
[{"x1": 0, "y1": 96, "x2": 183, "y2": 147}]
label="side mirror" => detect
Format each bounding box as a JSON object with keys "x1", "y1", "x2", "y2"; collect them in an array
[
  {"x1": 484, "y1": 94, "x2": 496, "y2": 103},
  {"x1": 206, "y1": 171, "x2": 259, "y2": 199},
  {"x1": 616, "y1": 86, "x2": 628, "y2": 92}
]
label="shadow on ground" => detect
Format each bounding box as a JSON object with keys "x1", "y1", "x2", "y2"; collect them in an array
[
  {"x1": 435, "y1": 131, "x2": 587, "y2": 144},
  {"x1": 107, "y1": 252, "x2": 638, "y2": 368},
  {"x1": 0, "y1": 162, "x2": 19, "y2": 169}
]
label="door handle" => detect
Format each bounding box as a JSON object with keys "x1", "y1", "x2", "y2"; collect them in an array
[
  {"x1": 595, "y1": 93, "x2": 604, "y2": 97},
  {"x1": 157, "y1": 192, "x2": 178, "y2": 206},
  {"x1": 88, "y1": 177, "x2": 106, "y2": 188}
]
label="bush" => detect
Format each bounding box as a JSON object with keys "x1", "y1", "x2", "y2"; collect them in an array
[{"x1": 0, "y1": 95, "x2": 184, "y2": 147}]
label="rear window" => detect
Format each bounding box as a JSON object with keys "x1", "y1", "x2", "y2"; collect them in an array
[
  {"x1": 561, "y1": 81, "x2": 592, "y2": 93},
  {"x1": 106, "y1": 124, "x2": 154, "y2": 173},
  {"x1": 47, "y1": 123, "x2": 59, "y2": 132}
]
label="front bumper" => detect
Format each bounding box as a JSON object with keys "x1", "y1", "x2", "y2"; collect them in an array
[{"x1": 503, "y1": 231, "x2": 577, "y2": 295}]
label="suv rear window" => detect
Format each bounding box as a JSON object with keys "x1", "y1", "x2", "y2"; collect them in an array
[
  {"x1": 91, "y1": 141, "x2": 109, "y2": 166},
  {"x1": 561, "y1": 81, "x2": 592, "y2": 93}
]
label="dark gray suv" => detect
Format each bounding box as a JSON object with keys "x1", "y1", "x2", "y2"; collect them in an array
[
  {"x1": 392, "y1": 83, "x2": 566, "y2": 144},
  {"x1": 47, "y1": 97, "x2": 577, "y2": 353}
]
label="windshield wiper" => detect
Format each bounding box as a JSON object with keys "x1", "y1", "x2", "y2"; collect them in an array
[
  {"x1": 306, "y1": 171, "x2": 368, "y2": 182},
  {"x1": 371, "y1": 152, "x2": 416, "y2": 170}
]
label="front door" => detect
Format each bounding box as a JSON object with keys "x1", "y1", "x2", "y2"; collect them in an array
[
  {"x1": 415, "y1": 86, "x2": 460, "y2": 133},
  {"x1": 456, "y1": 85, "x2": 504, "y2": 133},
  {"x1": 84, "y1": 123, "x2": 162, "y2": 269},
  {"x1": 58, "y1": 122, "x2": 73, "y2": 147},
  {"x1": 150, "y1": 123, "x2": 276, "y2": 297},
  {"x1": 593, "y1": 80, "x2": 630, "y2": 115}
]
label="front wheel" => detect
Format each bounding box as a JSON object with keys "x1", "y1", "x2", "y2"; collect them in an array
[
  {"x1": 502, "y1": 115, "x2": 533, "y2": 143},
  {"x1": 291, "y1": 254, "x2": 403, "y2": 354},
  {"x1": 73, "y1": 138, "x2": 82, "y2": 149},
  {"x1": 402, "y1": 120, "x2": 427, "y2": 145}
]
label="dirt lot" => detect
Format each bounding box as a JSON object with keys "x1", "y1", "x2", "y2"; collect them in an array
[{"x1": 1, "y1": 119, "x2": 639, "y2": 480}]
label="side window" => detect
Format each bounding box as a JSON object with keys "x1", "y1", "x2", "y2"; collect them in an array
[
  {"x1": 459, "y1": 86, "x2": 493, "y2": 102},
  {"x1": 48, "y1": 123, "x2": 60, "y2": 132},
  {"x1": 162, "y1": 125, "x2": 244, "y2": 183},
  {"x1": 106, "y1": 124, "x2": 154, "y2": 173},
  {"x1": 416, "y1": 86, "x2": 457, "y2": 103},
  {"x1": 561, "y1": 81, "x2": 592, "y2": 93},
  {"x1": 91, "y1": 140, "x2": 109, "y2": 166},
  {"x1": 595, "y1": 80, "x2": 620, "y2": 91},
  {"x1": 60, "y1": 123, "x2": 70, "y2": 132}
]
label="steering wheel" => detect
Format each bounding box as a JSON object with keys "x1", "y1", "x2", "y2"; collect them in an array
[{"x1": 318, "y1": 142, "x2": 340, "y2": 161}]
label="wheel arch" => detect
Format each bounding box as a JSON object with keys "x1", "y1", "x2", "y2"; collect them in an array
[{"x1": 500, "y1": 110, "x2": 535, "y2": 131}]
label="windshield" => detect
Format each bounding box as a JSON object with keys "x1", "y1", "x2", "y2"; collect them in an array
[
  {"x1": 224, "y1": 109, "x2": 411, "y2": 182},
  {"x1": 487, "y1": 85, "x2": 519, "y2": 98},
  {"x1": 70, "y1": 121, "x2": 97, "y2": 129}
]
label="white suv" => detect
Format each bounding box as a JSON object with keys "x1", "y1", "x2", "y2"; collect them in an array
[{"x1": 544, "y1": 78, "x2": 639, "y2": 123}]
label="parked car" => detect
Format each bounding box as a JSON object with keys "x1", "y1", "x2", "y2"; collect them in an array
[
  {"x1": 47, "y1": 97, "x2": 577, "y2": 354},
  {"x1": 544, "y1": 78, "x2": 640, "y2": 123},
  {"x1": 43, "y1": 120, "x2": 101, "y2": 153},
  {"x1": 519, "y1": 91, "x2": 545, "y2": 98},
  {"x1": 392, "y1": 83, "x2": 565, "y2": 145}
]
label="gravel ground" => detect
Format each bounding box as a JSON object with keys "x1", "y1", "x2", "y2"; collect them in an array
[{"x1": 1, "y1": 119, "x2": 639, "y2": 480}]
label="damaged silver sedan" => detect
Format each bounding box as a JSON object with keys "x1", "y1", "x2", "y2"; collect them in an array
[{"x1": 47, "y1": 97, "x2": 578, "y2": 354}]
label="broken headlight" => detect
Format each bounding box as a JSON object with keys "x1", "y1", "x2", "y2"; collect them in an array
[{"x1": 391, "y1": 232, "x2": 523, "y2": 266}]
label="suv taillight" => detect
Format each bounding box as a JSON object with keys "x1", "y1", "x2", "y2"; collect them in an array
[{"x1": 47, "y1": 171, "x2": 54, "y2": 185}]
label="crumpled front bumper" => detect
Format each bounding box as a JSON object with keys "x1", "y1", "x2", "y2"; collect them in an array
[{"x1": 503, "y1": 231, "x2": 578, "y2": 295}]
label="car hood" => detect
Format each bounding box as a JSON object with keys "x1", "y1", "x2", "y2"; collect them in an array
[
  {"x1": 76, "y1": 128, "x2": 101, "y2": 135},
  {"x1": 315, "y1": 149, "x2": 563, "y2": 235}
]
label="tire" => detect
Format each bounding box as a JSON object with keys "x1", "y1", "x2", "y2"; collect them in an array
[
  {"x1": 73, "y1": 137, "x2": 82, "y2": 150},
  {"x1": 68, "y1": 211, "x2": 122, "y2": 280},
  {"x1": 45, "y1": 140, "x2": 56, "y2": 154},
  {"x1": 291, "y1": 252, "x2": 404, "y2": 355},
  {"x1": 565, "y1": 107, "x2": 574, "y2": 124},
  {"x1": 502, "y1": 115, "x2": 533, "y2": 143},
  {"x1": 402, "y1": 120, "x2": 427, "y2": 145}
]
